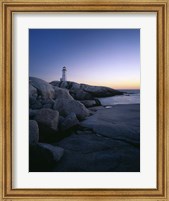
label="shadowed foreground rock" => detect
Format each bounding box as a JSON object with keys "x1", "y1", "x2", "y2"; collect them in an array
[
  {"x1": 51, "y1": 104, "x2": 140, "y2": 172},
  {"x1": 33, "y1": 108, "x2": 59, "y2": 142},
  {"x1": 29, "y1": 143, "x2": 64, "y2": 172}
]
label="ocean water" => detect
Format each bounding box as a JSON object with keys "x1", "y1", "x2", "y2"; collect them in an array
[{"x1": 98, "y1": 89, "x2": 140, "y2": 106}]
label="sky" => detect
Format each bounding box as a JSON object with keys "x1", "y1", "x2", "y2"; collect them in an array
[{"x1": 29, "y1": 29, "x2": 140, "y2": 89}]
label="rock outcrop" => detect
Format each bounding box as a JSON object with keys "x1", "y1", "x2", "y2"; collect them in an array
[
  {"x1": 29, "y1": 110, "x2": 65, "y2": 171},
  {"x1": 29, "y1": 78, "x2": 74, "y2": 110},
  {"x1": 50, "y1": 81, "x2": 123, "y2": 100},
  {"x1": 60, "y1": 113, "x2": 79, "y2": 132},
  {"x1": 29, "y1": 77, "x2": 91, "y2": 143},
  {"x1": 54, "y1": 86, "x2": 74, "y2": 100},
  {"x1": 34, "y1": 108, "x2": 59, "y2": 131},
  {"x1": 30, "y1": 77, "x2": 55, "y2": 99},
  {"x1": 53, "y1": 98, "x2": 90, "y2": 120},
  {"x1": 29, "y1": 77, "x2": 136, "y2": 172},
  {"x1": 29, "y1": 84, "x2": 38, "y2": 105},
  {"x1": 29, "y1": 120, "x2": 39, "y2": 145},
  {"x1": 80, "y1": 100, "x2": 98, "y2": 108},
  {"x1": 34, "y1": 108, "x2": 59, "y2": 142}
]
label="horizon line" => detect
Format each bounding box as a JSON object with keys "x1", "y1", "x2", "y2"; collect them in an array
[{"x1": 30, "y1": 76, "x2": 140, "y2": 90}]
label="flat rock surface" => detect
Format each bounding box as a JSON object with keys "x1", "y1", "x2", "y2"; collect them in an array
[{"x1": 51, "y1": 104, "x2": 140, "y2": 172}]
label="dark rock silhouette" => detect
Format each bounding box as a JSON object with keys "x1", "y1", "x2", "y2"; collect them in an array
[{"x1": 29, "y1": 143, "x2": 64, "y2": 172}]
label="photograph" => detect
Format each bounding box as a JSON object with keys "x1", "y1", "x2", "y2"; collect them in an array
[
  {"x1": 1, "y1": 0, "x2": 168, "y2": 199},
  {"x1": 29, "y1": 29, "x2": 140, "y2": 172}
]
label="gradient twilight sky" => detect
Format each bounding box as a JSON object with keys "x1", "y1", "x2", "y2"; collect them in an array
[{"x1": 29, "y1": 29, "x2": 140, "y2": 89}]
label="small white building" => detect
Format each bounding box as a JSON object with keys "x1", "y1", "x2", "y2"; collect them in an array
[{"x1": 60, "y1": 66, "x2": 67, "y2": 81}]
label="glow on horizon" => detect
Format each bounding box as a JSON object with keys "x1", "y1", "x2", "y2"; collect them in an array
[
  {"x1": 29, "y1": 29, "x2": 140, "y2": 90},
  {"x1": 43, "y1": 74, "x2": 140, "y2": 90},
  {"x1": 84, "y1": 81, "x2": 140, "y2": 90}
]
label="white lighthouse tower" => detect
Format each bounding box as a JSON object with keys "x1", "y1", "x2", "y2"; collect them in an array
[{"x1": 60, "y1": 66, "x2": 67, "y2": 81}]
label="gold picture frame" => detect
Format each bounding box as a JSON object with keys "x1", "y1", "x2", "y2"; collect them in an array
[{"x1": 0, "y1": 0, "x2": 168, "y2": 200}]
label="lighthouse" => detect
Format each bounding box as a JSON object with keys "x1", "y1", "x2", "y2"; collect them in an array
[{"x1": 60, "y1": 66, "x2": 67, "y2": 81}]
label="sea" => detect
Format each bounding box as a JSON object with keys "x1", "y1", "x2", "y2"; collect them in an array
[{"x1": 98, "y1": 89, "x2": 140, "y2": 106}]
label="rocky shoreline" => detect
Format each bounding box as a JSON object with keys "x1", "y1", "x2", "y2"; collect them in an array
[
  {"x1": 52, "y1": 104, "x2": 140, "y2": 172},
  {"x1": 29, "y1": 77, "x2": 139, "y2": 172}
]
